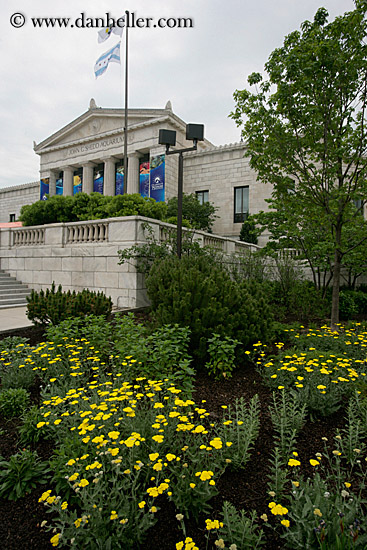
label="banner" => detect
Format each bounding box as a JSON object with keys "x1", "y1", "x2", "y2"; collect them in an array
[
  {"x1": 56, "y1": 176, "x2": 63, "y2": 195},
  {"x1": 40, "y1": 178, "x2": 49, "y2": 200},
  {"x1": 93, "y1": 168, "x2": 104, "y2": 194},
  {"x1": 139, "y1": 161, "x2": 150, "y2": 198},
  {"x1": 149, "y1": 154, "x2": 165, "y2": 202},
  {"x1": 73, "y1": 174, "x2": 82, "y2": 195},
  {"x1": 115, "y1": 165, "x2": 124, "y2": 195}
]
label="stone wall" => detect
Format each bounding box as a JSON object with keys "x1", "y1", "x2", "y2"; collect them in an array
[
  {"x1": 0, "y1": 182, "x2": 39, "y2": 223},
  {"x1": 183, "y1": 143, "x2": 273, "y2": 245},
  {"x1": 0, "y1": 216, "x2": 256, "y2": 308}
]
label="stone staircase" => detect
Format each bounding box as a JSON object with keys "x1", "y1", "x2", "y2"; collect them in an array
[{"x1": 0, "y1": 270, "x2": 31, "y2": 309}]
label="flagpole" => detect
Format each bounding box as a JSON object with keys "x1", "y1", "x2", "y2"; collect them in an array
[{"x1": 123, "y1": 10, "x2": 129, "y2": 193}]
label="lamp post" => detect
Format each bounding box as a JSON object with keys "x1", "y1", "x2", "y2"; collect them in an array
[{"x1": 158, "y1": 124, "x2": 204, "y2": 258}]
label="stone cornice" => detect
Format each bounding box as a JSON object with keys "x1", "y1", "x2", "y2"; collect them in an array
[
  {"x1": 34, "y1": 108, "x2": 193, "y2": 152},
  {"x1": 0, "y1": 181, "x2": 39, "y2": 193},
  {"x1": 184, "y1": 141, "x2": 248, "y2": 159}
]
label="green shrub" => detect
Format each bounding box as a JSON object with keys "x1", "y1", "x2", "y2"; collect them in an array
[
  {"x1": 146, "y1": 255, "x2": 273, "y2": 362},
  {"x1": 19, "y1": 406, "x2": 53, "y2": 444},
  {"x1": 0, "y1": 336, "x2": 29, "y2": 352},
  {"x1": 20, "y1": 195, "x2": 77, "y2": 226},
  {"x1": 0, "y1": 449, "x2": 50, "y2": 500},
  {"x1": 338, "y1": 290, "x2": 359, "y2": 320},
  {"x1": 1, "y1": 362, "x2": 35, "y2": 390},
  {"x1": 205, "y1": 333, "x2": 241, "y2": 379},
  {"x1": 20, "y1": 192, "x2": 168, "y2": 226},
  {"x1": 46, "y1": 314, "x2": 112, "y2": 356},
  {"x1": 113, "y1": 315, "x2": 194, "y2": 388},
  {"x1": 27, "y1": 283, "x2": 112, "y2": 326},
  {"x1": 113, "y1": 312, "x2": 148, "y2": 360},
  {"x1": 0, "y1": 388, "x2": 30, "y2": 417}
]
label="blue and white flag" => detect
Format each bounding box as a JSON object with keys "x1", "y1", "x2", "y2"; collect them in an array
[
  {"x1": 98, "y1": 20, "x2": 124, "y2": 43},
  {"x1": 94, "y1": 42, "x2": 121, "y2": 79}
]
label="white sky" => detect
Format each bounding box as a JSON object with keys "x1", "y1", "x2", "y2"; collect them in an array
[{"x1": 0, "y1": 0, "x2": 356, "y2": 188}]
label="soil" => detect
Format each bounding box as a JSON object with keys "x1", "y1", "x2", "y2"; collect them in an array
[{"x1": 0, "y1": 323, "x2": 350, "y2": 550}]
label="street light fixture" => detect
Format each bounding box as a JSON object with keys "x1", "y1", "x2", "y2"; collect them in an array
[{"x1": 158, "y1": 123, "x2": 204, "y2": 258}]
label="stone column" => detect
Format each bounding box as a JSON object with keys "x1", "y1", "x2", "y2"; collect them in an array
[
  {"x1": 49, "y1": 171, "x2": 57, "y2": 196},
  {"x1": 62, "y1": 167, "x2": 74, "y2": 196},
  {"x1": 103, "y1": 157, "x2": 117, "y2": 196},
  {"x1": 82, "y1": 162, "x2": 95, "y2": 195},
  {"x1": 127, "y1": 153, "x2": 140, "y2": 195}
]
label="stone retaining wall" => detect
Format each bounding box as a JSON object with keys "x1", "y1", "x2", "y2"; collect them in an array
[{"x1": 0, "y1": 216, "x2": 256, "y2": 308}]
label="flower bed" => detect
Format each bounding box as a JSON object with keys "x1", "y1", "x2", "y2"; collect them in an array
[{"x1": 0, "y1": 321, "x2": 366, "y2": 549}]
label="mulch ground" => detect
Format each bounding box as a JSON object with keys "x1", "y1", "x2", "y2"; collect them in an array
[{"x1": 0, "y1": 323, "x2": 349, "y2": 549}]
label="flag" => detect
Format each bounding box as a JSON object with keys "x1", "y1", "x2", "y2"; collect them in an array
[
  {"x1": 98, "y1": 19, "x2": 124, "y2": 43},
  {"x1": 94, "y1": 42, "x2": 121, "y2": 79}
]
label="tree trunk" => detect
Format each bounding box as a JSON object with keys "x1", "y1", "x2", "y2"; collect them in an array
[{"x1": 331, "y1": 235, "x2": 342, "y2": 330}]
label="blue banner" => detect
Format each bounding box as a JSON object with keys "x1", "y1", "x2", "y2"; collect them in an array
[
  {"x1": 139, "y1": 161, "x2": 150, "y2": 198},
  {"x1": 40, "y1": 178, "x2": 49, "y2": 200},
  {"x1": 115, "y1": 165, "x2": 124, "y2": 195},
  {"x1": 150, "y1": 155, "x2": 165, "y2": 202},
  {"x1": 56, "y1": 176, "x2": 63, "y2": 195},
  {"x1": 73, "y1": 174, "x2": 82, "y2": 195},
  {"x1": 93, "y1": 169, "x2": 104, "y2": 194}
]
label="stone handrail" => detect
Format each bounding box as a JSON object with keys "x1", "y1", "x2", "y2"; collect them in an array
[
  {"x1": 66, "y1": 222, "x2": 109, "y2": 244},
  {"x1": 12, "y1": 227, "x2": 45, "y2": 246}
]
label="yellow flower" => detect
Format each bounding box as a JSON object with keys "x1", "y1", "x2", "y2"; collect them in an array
[
  {"x1": 50, "y1": 533, "x2": 61, "y2": 547},
  {"x1": 281, "y1": 519, "x2": 290, "y2": 527},
  {"x1": 108, "y1": 431, "x2": 120, "y2": 440},
  {"x1": 149, "y1": 453, "x2": 159, "y2": 462},
  {"x1": 138, "y1": 501, "x2": 146, "y2": 509},
  {"x1": 110, "y1": 511, "x2": 118, "y2": 520},
  {"x1": 288, "y1": 458, "x2": 301, "y2": 467},
  {"x1": 314, "y1": 508, "x2": 322, "y2": 517},
  {"x1": 310, "y1": 459, "x2": 320, "y2": 467},
  {"x1": 166, "y1": 454, "x2": 176, "y2": 461},
  {"x1": 78, "y1": 479, "x2": 89, "y2": 487}
]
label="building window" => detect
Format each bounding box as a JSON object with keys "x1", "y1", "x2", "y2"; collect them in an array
[
  {"x1": 9, "y1": 214, "x2": 15, "y2": 222},
  {"x1": 354, "y1": 199, "x2": 364, "y2": 217},
  {"x1": 234, "y1": 186, "x2": 249, "y2": 223},
  {"x1": 196, "y1": 190, "x2": 209, "y2": 205}
]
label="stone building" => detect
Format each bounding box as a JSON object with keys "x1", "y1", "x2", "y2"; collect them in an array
[{"x1": 0, "y1": 100, "x2": 272, "y2": 242}]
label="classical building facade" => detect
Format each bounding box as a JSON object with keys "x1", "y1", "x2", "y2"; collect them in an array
[{"x1": 0, "y1": 100, "x2": 272, "y2": 242}]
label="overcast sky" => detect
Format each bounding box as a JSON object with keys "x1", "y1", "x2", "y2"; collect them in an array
[{"x1": 0, "y1": 0, "x2": 356, "y2": 189}]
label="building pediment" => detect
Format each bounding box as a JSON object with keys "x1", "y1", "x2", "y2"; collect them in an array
[{"x1": 34, "y1": 101, "x2": 185, "y2": 154}]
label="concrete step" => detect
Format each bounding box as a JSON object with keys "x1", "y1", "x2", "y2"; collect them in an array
[
  {"x1": 0, "y1": 288, "x2": 30, "y2": 295},
  {"x1": 0, "y1": 296, "x2": 29, "y2": 307},
  {"x1": 0, "y1": 283, "x2": 26, "y2": 290},
  {"x1": 0, "y1": 271, "x2": 32, "y2": 309},
  {"x1": 0, "y1": 274, "x2": 19, "y2": 282}
]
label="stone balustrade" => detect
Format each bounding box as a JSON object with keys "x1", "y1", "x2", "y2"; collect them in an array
[
  {"x1": 66, "y1": 222, "x2": 109, "y2": 244},
  {"x1": 12, "y1": 227, "x2": 45, "y2": 246}
]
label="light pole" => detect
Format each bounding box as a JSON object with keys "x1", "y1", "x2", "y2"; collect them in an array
[{"x1": 158, "y1": 124, "x2": 204, "y2": 258}]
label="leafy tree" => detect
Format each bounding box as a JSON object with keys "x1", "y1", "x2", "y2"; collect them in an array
[
  {"x1": 230, "y1": 2, "x2": 367, "y2": 327},
  {"x1": 166, "y1": 193, "x2": 217, "y2": 232},
  {"x1": 239, "y1": 215, "x2": 259, "y2": 244}
]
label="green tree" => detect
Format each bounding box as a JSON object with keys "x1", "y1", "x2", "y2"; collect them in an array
[
  {"x1": 166, "y1": 193, "x2": 217, "y2": 232},
  {"x1": 239, "y1": 215, "x2": 259, "y2": 244},
  {"x1": 230, "y1": 2, "x2": 367, "y2": 327}
]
